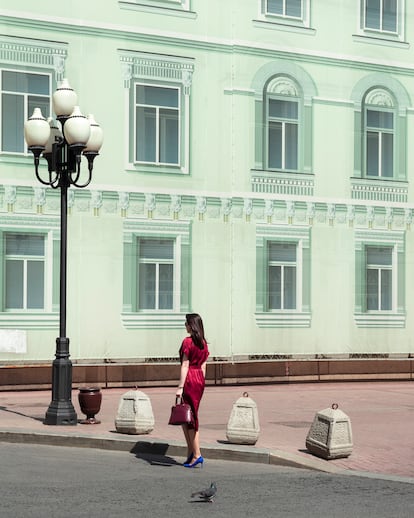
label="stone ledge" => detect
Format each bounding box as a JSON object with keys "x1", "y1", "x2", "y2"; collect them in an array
[{"x1": 0, "y1": 358, "x2": 412, "y2": 391}]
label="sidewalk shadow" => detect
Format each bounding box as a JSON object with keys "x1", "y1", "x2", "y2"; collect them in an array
[
  {"x1": 0, "y1": 405, "x2": 44, "y2": 423},
  {"x1": 130, "y1": 441, "x2": 182, "y2": 467}
]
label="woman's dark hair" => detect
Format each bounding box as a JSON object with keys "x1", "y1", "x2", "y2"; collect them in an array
[{"x1": 186, "y1": 313, "x2": 206, "y2": 349}]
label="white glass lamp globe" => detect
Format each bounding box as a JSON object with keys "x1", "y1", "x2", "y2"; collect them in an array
[
  {"x1": 83, "y1": 114, "x2": 104, "y2": 153},
  {"x1": 52, "y1": 78, "x2": 77, "y2": 117},
  {"x1": 63, "y1": 106, "x2": 91, "y2": 146},
  {"x1": 24, "y1": 108, "x2": 50, "y2": 148}
]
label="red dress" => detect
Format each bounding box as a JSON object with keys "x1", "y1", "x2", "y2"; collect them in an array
[{"x1": 180, "y1": 336, "x2": 209, "y2": 431}]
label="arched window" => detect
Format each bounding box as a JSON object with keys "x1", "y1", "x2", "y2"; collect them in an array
[
  {"x1": 363, "y1": 88, "x2": 395, "y2": 178},
  {"x1": 266, "y1": 76, "x2": 300, "y2": 171}
]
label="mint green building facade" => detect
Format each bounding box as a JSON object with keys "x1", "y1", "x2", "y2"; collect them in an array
[{"x1": 0, "y1": 1, "x2": 413, "y2": 366}]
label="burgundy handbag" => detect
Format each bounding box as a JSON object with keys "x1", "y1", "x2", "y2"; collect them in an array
[{"x1": 168, "y1": 396, "x2": 193, "y2": 425}]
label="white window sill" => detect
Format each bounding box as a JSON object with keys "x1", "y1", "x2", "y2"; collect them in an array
[
  {"x1": 0, "y1": 312, "x2": 59, "y2": 330},
  {"x1": 253, "y1": 19, "x2": 315, "y2": 35},
  {"x1": 121, "y1": 312, "x2": 187, "y2": 329},
  {"x1": 255, "y1": 312, "x2": 311, "y2": 328},
  {"x1": 126, "y1": 163, "x2": 188, "y2": 175},
  {"x1": 119, "y1": 1, "x2": 196, "y2": 18},
  {"x1": 354, "y1": 313, "x2": 406, "y2": 328},
  {"x1": 352, "y1": 33, "x2": 409, "y2": 49}
]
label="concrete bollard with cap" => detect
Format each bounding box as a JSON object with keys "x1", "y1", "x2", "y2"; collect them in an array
[
  {"x1": 226, "y1": 392, "x2": 260, "y2": 445},
  {"x1": 115, "y1": 388, "x2": 155, "y2": 434},
  {"x1": 306, "y1": 403, "x2": 353, "y2": 460}
]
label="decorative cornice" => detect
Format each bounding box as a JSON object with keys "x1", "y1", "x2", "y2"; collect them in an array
[
  {"x1": 1, "y1": 183, "x2": 414, "y2": 230},
  {"x1": 118, "y1": 49, "x2": 194, "y2": 90},
  {"x1": 0, "y1": 34, "x2": 68, "y2": 81}
]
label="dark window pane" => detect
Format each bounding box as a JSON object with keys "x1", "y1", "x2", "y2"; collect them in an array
[
  {"x1": 268, "y1": 265, "x2": 282, "y2": 309},
  {"x1": 381, "y1": 132, "x2": 393, "y2": 177},
  {"x1": 267, "y1": 0, "x2": 283, "y2": 15},
  {"x1": 136, "y1": 85, "x2": 178, "y2": 108},
  {"x1": 6, "y1": 234, "x2": 44, "y2": 256},
  {"x1": 367, "y1": 246, "x2": 392, "y2": 266},
  {"x1": 2, "y1": 93, "x2": 24, "y2": 152},
  {"x1": 159, "y1": 109, "x2": 179, "y2": 164},
  {"x1": 284, "y1": 265, "x2": 296, "y2": 309},
  {"x1": 367, "y1": 110, "x2": 393, "y2": 130},
  {"x1": 285, "y1": 123, "x2": 298, "y2": 170},
  {"x1": 268, "y1": 122, "x2": 282, "y2": 169},
  {"x1": 5, "y1": 259, "x2": 23, "y2": 309},
  {"x1": 139, "y1": 263, "x2": 156, "y2": 309},
  {"x1": 136, "y1": 106, "x2": 156, "y2": 162},
  {"x1": 366, "y1": 268, "x2": 379, "y2": 310},
  {"x1": 27, "y1": 261, "x2": 44, "y2": 309},
  {"x1": 366, "y1": 131, "x2": 379, "y2": 176},
  {"x1": 381, "y1": 269, "x2": 392, "y2": 310},
  {"x1": 269, "y1": 242, "x2": 296, "y2": 262},
  {"x1": 159, "y1": 264, "x2": 173, "y2": 310},
  {"x1": 269, "y1": 99, "x2": 298, "y2": 120},
  {"x1": 2, "y1": 71, "x2": 49, "y2": 95},
  {"x1": 366, "y1": 0, "x2": 381, "y2": 29},
  {"x1": 139, "y1": 239, "x2": 174, "y2": 260},
  {"x1": 383, "y1": 0, "x2": 397, "y2": 31},
  {"x1": 286, "y1": 0, "x2": 302, "y2": 18}
]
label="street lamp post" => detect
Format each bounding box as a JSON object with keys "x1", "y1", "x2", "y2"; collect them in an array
[{"x1": 24, "y1": 79, "x2": 103, "y2": 425}]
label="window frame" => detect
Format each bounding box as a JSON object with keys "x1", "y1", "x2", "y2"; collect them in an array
[
  {"x1": 4, "y1": 232, "x2": 47, "y2": 311},
  {"x1": 267, "y1": 241, "x2": 298, "y2": 310},
  {"x1": 266, "y1": 94, "x2": 300, "y2": 172},
  {"x1": 137, "y1": 237, "x2": 176, "y2": 311},
  {"x1": 119, "y1": 50, "x2": 194, "y2": 176},
  {"x1": 257, "y1": 0, "x2": 312, "y2": 30},
  {"x1": 122, "y1": 219, "x2": 191, "y2": 329},
  {"x1": 0, "y1": 213, "x2": 60, "y2": 329},
  {"x1": 365, "y1": 245, "x2": 393, "y2": 311},
  {"x1": 134, "y1": 82, "x2": 181, "y2": 167},
  {"x1": 354, "y1": 229, "x2": 405, "y2": 327},
  {"x1": 363, "y1": 0, "x2": 398, "y2": 34},
  {"x1": 0, "y1": 68, "x2": 52, "y2": 155},
  {"x1": 265, "y1": 0, "x2": 303, "y2": 20},
  {"x1": 255, "y1": 225, "x2": 311, "y2": 328},
  {"x1": 364, "y1": 105, "x2": 394, "y2": 179},
  {"x1": 358, "y1": 0, "x2": 406, "y2": 44}
]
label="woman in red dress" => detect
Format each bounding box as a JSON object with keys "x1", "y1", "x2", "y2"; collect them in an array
[{"x1": 176, "y1": 313, "x2": 209, "y2": 468}]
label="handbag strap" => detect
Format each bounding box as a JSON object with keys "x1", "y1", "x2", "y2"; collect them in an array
[{"x1": 175, "y1": 395, "x2": 183, "y2": 405}]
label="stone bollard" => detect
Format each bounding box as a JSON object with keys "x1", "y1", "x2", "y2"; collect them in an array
[
  {"x1": 115, "y1": 389, "x2": 155, "y2": 435},
  {"x1": 226, "y1": 392, "x2": 260, "y2": 445},
  {"x1": 306, "y1": 403, "x2": 353, "y2": 460}
]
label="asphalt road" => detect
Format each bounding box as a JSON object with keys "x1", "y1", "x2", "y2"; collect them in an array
[{"x1": 1, "y1": 443, "x2": 413, "y2": 518}]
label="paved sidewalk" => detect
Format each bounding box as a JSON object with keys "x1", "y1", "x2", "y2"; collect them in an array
[{"x1": 0, "y1": 381, "x2": 413, "y2": 482}]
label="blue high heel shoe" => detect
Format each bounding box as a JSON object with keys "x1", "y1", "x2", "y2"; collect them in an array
[
  {"x1": 184, "y1": 456, "x2": 204, "y2": 468},
  {"x1": 183, "y1": 453, "x2": 193, "y2": 465}
]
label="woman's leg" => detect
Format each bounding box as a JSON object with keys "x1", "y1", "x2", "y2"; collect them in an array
[
  {"x1": 181, "y1": 424, "x2": 192, "y2": 456},
  {"x1": 187, "y1": 428, "x2": 201, "y2": 460}
]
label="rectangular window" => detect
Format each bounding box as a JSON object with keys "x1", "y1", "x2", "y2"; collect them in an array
[
  {"x1": 268, "y1": 242, "x2": 297, "y2": 310},
  {"x1": 268, "y1": 98, "x2": 298, "y2": 170},
  {"x1": 266, "y1": 0, "x2": 302, "y2": 18},
  {"x1": 366, "y1": 246, "x2": 392, "y2": 311},
  {"x1": 1, "y1": 70, "x2": 50, "y2": 153},
  {"x1": 366, "y1": 109, "x2": 394, "y2": 177},
  {"x1": 138, "y1": 238, "x2": 174, "y2": 310},
  {"x1": 135, "y1": 85, "x2": 179, "y2": 165},
  {"x1": 364, "y1": 0, "x2": 397, "y2": 33},
  {"x1": 4, "y1": 233, "x2": 45, "y2": 310}
]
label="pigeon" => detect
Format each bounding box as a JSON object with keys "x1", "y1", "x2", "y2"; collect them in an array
[{"x1": 191, "y1": 482, "x2": 217, "y2": 503}]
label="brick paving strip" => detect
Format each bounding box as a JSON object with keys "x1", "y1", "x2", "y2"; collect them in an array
[{"x1": 0, "y1": 381, "x2": 413, "y2": 482}]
